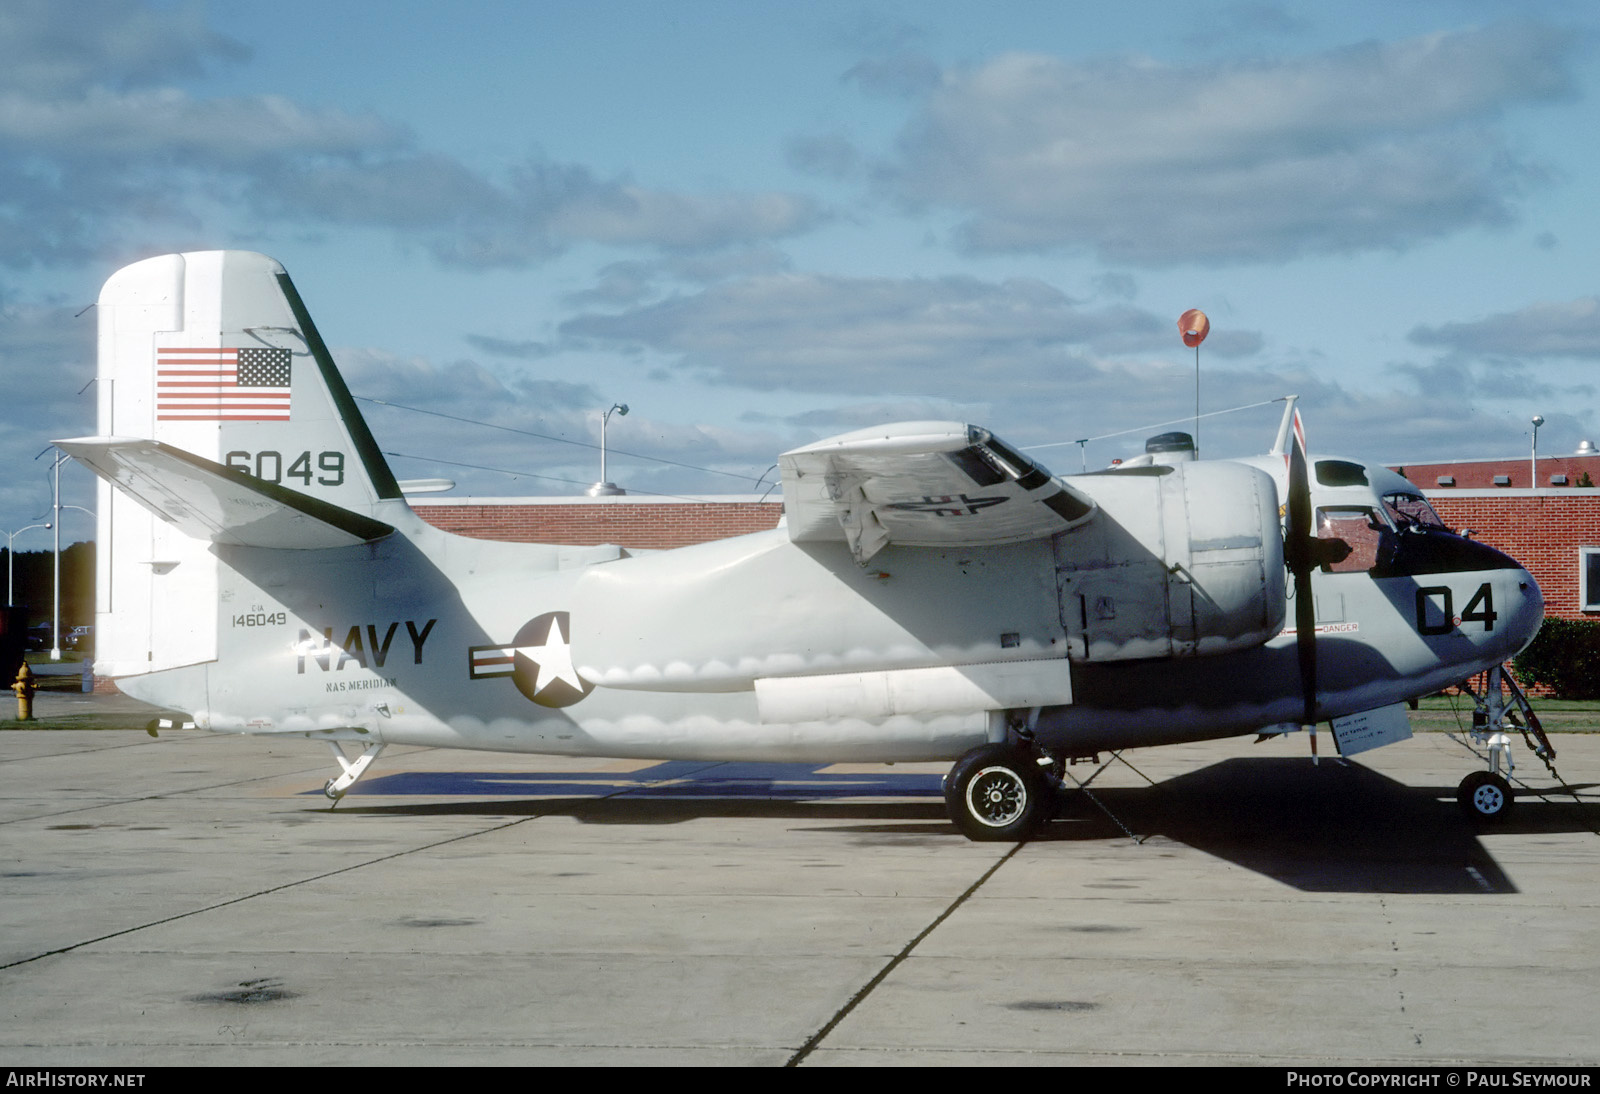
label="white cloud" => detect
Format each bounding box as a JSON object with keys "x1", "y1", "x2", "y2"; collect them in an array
[
  {"x1": 0, "y1": 88, "x2": 399, "y2": 161},
  {"x1": 563, "y1": 273, "x2": 1131, "y2": 387},
  {"x1": 336, "y1": 347, "x2": 518, "y2": 408},
  {"x1": 0, "y1": 2, "x2": 824, "y2": 269},
  {"x1": 1410, "y1": 297, "x2": 1600, "y2": 358},
  {"x1": 865, "y1": 25, "x2": 1571, "y2": 264},
  {"x1": 0, "y1": 0, "x2": 247, "y2": 94},
  {"x1": 560, "y1": 271, "x2": 1261, "y2": 395},
  {"x1": 252, "y1": 157, "x2": 824, "y2": 269}
]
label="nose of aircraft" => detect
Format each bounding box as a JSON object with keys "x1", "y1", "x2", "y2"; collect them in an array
[
  {"x1": 1425, "y1": 535, "x2": 1544, "y2": 659},
  {"x1": 1505, "y1": 561, "x2": 1545, "y2": 658}
]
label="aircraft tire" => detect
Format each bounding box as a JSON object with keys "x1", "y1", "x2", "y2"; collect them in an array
[
  {"x1": 1456, "y1": 770, "x2": 1514, "y2": 822},
  {"x1": 945, "y1": 744, "x2": 1046, "y2": 842}
]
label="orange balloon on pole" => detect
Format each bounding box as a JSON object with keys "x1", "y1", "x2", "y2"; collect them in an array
[{"x1": 1179, "y1": 309, "x2": 1209, "y2": 348}]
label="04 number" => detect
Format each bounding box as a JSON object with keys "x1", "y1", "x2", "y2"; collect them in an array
[{"x1": 1415, "y1": 582, "x2": 1496, "y2": 636}]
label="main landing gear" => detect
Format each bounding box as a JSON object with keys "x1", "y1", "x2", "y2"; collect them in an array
[
  {"x1": 1453, "y1": 665, "x2": 1556, "y2": 823},
  {"x1": 944, "y1": 742, "x2": 1052, "y2": 841},
  {"x1": 944, "y1": 714, "x2": 1159, "y2": 841}
]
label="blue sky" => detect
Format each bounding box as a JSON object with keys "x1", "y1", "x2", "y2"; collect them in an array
[{"x1": 5, "y1": 0, "x2": 1600, "y2": 541}]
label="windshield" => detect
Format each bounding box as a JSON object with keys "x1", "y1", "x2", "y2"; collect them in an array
[{"x1": 1383, "y1": 492, "x2": 1447, "y2": 531}]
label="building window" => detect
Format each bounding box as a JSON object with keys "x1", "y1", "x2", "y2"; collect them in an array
[{"x1": 1583, "y1": 548, "x2": 1600, "y2": 612}]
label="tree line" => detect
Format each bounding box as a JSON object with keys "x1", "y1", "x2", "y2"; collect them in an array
[{"x1": 3, "y1": 542, "x2": 94, "y2": 629}]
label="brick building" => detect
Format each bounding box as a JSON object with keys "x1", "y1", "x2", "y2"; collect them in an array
[
  {"x1": 411, "y1": 494, "x2": 784, "y2": 551},
  {"x1": 1396, "y1": 448, "x2": 1600, "y2": 491}
]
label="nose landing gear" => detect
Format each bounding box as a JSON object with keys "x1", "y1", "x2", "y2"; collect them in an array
[{"x1": 1455, "y1": 665, "x2": 1556, "y2": 823}]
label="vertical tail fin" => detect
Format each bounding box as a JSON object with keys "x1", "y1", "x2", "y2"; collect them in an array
[
  {"x1": 67, "y1": 251, "x2": 402, "y2": 676},
  {"x1": 97, "y1": 250, "x2": 400, "y2": 509}
]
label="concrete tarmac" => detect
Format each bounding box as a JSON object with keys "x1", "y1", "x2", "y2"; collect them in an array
[{"x1": 2, "y1": 688, "x2": 1598, "y2": 1066}]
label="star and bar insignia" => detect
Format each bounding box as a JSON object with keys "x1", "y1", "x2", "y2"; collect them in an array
[{"x1": 468, "y1": 611, "x2": 594, "y2": 708}]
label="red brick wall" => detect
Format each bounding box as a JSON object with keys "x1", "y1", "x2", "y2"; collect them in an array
[
  {"x1": 1400, "y1": 456, "x2": 1600, "y2": 490},
  {"x1": 1426, "y1": 494, "x2": 1600, "y2": 620},
  {"x1": 412, "y1": 500, "x2": 784, "y2": 550}
]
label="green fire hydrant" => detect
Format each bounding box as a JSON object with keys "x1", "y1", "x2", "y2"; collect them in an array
[{"x1": 13, "y1": 663, "x2": 36, "y2": 721}]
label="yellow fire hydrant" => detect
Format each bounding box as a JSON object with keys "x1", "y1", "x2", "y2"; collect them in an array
[{"x1": 13, "y1": 663, "x2": 36, "y2": 721}]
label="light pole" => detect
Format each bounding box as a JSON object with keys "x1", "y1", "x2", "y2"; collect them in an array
[
  {"x1": 36, "y1": 449, "x2": 86, "y2": 660},
  {"x1": 587, "y1": 403, "x2": 629, "y2": 497},
  {"x1": 44, "y1": 451, "x2": 64, "y2": 659},
  {"x1": 1531, "y1": 415, "x2": 1544, "y2": 490},
  {"x1": 4, "y1": 523, "x2": 51, "y2": 608}
]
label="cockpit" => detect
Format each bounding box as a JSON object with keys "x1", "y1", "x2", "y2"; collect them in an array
[
  {"x1": 1303, "y1": 458, "x2": 1516, "y2": 579},
  {"x1": 1381, "y1": 491, "x2": 1448, "y2": 532}
]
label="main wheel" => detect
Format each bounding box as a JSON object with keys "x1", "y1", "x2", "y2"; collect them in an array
[
  {"x1": 945, "y1": 744, "x2": 1047, "y2": 841},
  {"x1": 1457, "y1": 770, "x2": 1514, "y2": 821}
]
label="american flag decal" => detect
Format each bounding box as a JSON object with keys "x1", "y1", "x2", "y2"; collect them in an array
[{"x1": 156, "y1": 347, "x2": 292, "y2": 421}]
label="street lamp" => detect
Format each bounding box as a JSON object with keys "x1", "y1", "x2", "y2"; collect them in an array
[
  {"x1": 36, "y1": 450, "x2": 91, "y2": 660},
  {"x1": 1531, "y1": 415, "x2": 1545, "y2": 490},
  {"x1": 4, "y1": 523, "x2": 51, "y2": 608},
  {"x1": 587, "y1": 403, "x2": 629, "y2": 497}
]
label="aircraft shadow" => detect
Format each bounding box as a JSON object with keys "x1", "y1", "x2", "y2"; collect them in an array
[
  {"x1": 1039, "y1": 758, "x2": 1530, "y2": 894},
  {"x1": 318, "y1": 758, "x2": 1599, "y2": 894}
]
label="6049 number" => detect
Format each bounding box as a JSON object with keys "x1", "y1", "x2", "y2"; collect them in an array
[{"x1": 225, "y1": 450, "x2": 345, "y2": 487}]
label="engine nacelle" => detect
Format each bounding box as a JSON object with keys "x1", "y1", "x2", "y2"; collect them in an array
[{"x1": 1056, "y1": 461, "x2": 1285, "y2": 661}]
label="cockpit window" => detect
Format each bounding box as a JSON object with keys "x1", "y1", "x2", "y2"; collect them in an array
[
  {"x1": 1382, "y1": 492, "x2": 1447, "y2": 531},
  {"x1": 1317, "y1": 507, "x2": 1381, "y2": 573},
  {"x1": 948, "y1": 428, "x2": 1050, "y2": 490},
  {"x1": 1315, "y1": 460, "x2": 1369, "y2": 487}
]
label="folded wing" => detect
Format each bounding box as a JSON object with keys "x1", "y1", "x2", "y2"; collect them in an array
[{"x1": 780, "y1": 421, "x2": 1095, "y2": 562}]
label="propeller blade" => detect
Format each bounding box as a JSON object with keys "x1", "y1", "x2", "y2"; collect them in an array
[{"x1": 1284, "y1": 413, "x2": 1319, "y2": 761}]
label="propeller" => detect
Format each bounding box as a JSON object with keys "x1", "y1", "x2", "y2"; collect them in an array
[
  {"x1": 1283, "y1": 425, "x2": 1319, "y2": 761},
  {"x1": 1281, "y1": 412, "x2": 1349, "y2": 763}
]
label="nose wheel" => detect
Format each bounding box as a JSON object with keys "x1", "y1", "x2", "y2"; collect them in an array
[{"x1": 1457, "y1": 770, "x2": 1513, "y2": 821}]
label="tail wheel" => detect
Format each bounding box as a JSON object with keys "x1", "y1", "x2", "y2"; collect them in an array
[
  {"x1": 1457, "y1": 770, "x2": 1514, "y2": 822},
  {"x1": 945, "y1": 744, "x2": 1047, "y2": 842}
]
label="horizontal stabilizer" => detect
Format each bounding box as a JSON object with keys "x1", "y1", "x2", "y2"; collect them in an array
[{"x1": 56, "y1": 436, "x2": 394, "y2": 549}]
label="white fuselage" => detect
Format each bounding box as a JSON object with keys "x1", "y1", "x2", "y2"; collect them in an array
[{"x1": 116, "y1": 454, "x2": 1543, "y2": 763}]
